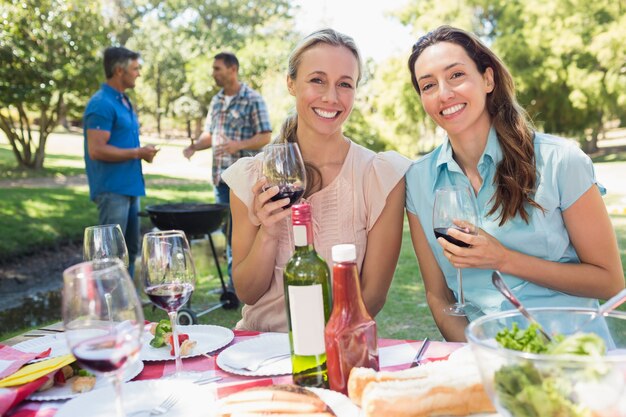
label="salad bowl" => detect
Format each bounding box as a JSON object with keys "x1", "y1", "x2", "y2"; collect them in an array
[{"x1": 466, "y1": 307, "x2": 626, "y2": 417}]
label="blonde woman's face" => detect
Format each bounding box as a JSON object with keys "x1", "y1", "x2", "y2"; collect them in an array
[
  {"x1": 287, "y1": 44, "x2": 358, "y2": 138},
  {"x1": 413, "y1": 42, "x2": 494, "y2": 141}
]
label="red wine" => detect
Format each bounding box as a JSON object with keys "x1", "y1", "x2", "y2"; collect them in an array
[
  {"x1": 145, "y1": 283, "x2": 193, "y2": 312},
  {"x1": 434, "y1": 227, "x2": 471, "y2": 248},
  {"x1": 270, "y1": 186, "x2": 304, "y2": 208},
  {"x1": 72, "y1": 335, "x2": 136, "y2": 374}
]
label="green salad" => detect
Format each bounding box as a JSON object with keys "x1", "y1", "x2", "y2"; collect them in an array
[{"x1": 493, "y1": 323, "x2": 607, "y2": 417}]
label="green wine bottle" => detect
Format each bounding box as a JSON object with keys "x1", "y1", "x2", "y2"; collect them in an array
[{"x1": 283, "y1": 203, "x2": 332, "y2": 388}]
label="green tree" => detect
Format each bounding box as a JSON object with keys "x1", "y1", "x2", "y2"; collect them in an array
[
  {"x1": 394, "y1": 0, "x2": 626, "y2": 152},
  {"x1": 0, "y1": 0, "x2": 109, "y2": 169},
  {"x1": 128, "y1": 16, "x2": 187, "y2": 135}
]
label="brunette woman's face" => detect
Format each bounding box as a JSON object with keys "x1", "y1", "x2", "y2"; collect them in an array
[
  {"x1": 287, "y1": 44, "x2": 358, "y2": 138},
  {"x1": 412, "y1": 42, "x2": 494, "y2": 140}
]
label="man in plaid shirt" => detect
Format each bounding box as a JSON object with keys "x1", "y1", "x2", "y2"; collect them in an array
[{"x1": 184, "y1": 52, "x2": 272, "y2": 287}]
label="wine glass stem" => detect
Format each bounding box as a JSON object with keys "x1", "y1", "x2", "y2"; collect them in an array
[
  {"x1": 168, "y1": 311, "x2": 182, "y2": 375},
  {"x1": 105, "y1": 292, "x2": 113, "y2": 322},
  {"x1": 111, "y1": 372, "x2": 125, "y2": 417},
  {"x1": 456, "y1": 268, "x2": 465, "y2": 305}
]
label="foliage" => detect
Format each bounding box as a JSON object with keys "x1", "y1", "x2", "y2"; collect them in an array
[
  {"x1": 0, "y1": 0, "x2": 110, "y2": 169},
  {"x1": 393, "y1": 0, "x2": 626, "y2": 152},
  {"x1": 128, "y1": 16, "x2": 187, "y2": 134},
  {"x1": 158, "y1": 0, "x2": 293, "y2": 53},
  {"x1": 366, "y1": 56, "x2": 440, "y2": 157}
]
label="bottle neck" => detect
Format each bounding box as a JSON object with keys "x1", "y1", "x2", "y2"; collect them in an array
[
  {"x1": 292, "y1": 221, "x2": 314, "y2": 250},
  {"x1": 331, "y1": 261, "x2": 368, "y2": 314}
]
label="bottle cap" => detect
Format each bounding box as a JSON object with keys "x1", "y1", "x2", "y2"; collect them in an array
[
  {"x1": 332, "y1": 244, "x2": 356, "y2": 262},
  {"x1": 291, "y1": 203, "x2": 311, "y2": 225}
]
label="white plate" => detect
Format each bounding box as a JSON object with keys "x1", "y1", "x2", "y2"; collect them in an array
[
  {"x1": 12, "y1": 334, "x2": 69, "y2": 362},
  {"x1": 28, "y1": 359, "x2": 144, "y2": 401},
  {"x1": 140, "y1": 325, "x2": 234, "y2": 361},
  {"x1": 55, "y1": 379, "x2": 215, "y2": 417},
  {"x1": 308, "y1": 387, "x2": 360, "y2": 417},
  {"x1": 217, "y1": 333, "x2": 291, "y2": 376}
]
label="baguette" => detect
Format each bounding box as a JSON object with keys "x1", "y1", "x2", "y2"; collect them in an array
[
  {"x1": 349, "y1": 345, "x2": 495, "y2": 416},
  {"x1": 348, "y1": 359, "x2": 463, "y2": 405},
  {"x1": 215, "y1": 385, "x2": 336, "y2": 416},
  {"x1": 360, "y1": 364, "x2": 494, "y2": 417}
]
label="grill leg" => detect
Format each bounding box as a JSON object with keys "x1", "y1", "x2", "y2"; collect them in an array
[{"x1": 208, "y1": 233, "x2": 227, "y2": 293}]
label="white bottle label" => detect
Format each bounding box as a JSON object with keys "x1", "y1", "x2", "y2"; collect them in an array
[{"x1": 288, "y1": 284, "x2": 326, "y2": 356}]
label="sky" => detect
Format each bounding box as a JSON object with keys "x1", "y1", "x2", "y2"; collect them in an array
[{"x1": 292, "y1": 0, "x2": 414, "y2": 62}]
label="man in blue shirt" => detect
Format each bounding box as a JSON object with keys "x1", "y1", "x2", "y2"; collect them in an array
[
  {"x1": 83, "y1": 47, "x2": 159, "y2": 276},
  {"x1": 183, "y1": 52, "x2": 272, "y2": 285}
]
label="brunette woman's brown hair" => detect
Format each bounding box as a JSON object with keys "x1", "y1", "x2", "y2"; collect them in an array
[
  {"x1": 407, "y1": 25, "x2": 543, "y2": 225},
  {"x1": 273, "y1": 28, "x2": 362, "y2": 197}
]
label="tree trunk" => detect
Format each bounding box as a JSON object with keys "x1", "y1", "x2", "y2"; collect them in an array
[
  {"x1": 156, "y1": 64, "x2": 162, "y2": 135},
  {"x1": 0, "y1": 94, "x2": 61, "y2": 170},
  {"x1": 58, "y1": 95, "x2": 69, "y2": 131},
  {"x1": 194, "y1": 118, "x2": 203, "y2": 138}
]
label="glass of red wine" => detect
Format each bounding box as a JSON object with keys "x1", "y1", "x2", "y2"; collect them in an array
[
  {"x1": 140, "y1": 230, "x2": 196, "y2": 378},
  {"x1": 62, "y1": 259, "x2": 144, "y2": 417},
  {"x1": 262, "y1": 142, "x2": 306, "y2": 208},
  {"x1": 433, "y1": 185, "x2": 480, "y2": 316}
]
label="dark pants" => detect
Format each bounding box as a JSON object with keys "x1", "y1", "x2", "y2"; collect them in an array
[
  {"x1": 94, "y1": 192, "x2": 140, "y2": 277},
  {"x1": 214, "y1": 182, "x2": 233, "y2": 288}
]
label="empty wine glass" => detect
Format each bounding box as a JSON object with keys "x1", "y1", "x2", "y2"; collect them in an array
[
  {"x1": 262, "y1": 142, "x2": 306, "y2": 208},
  {"x1": 433, "y1": 185, "x2": 480, "y2": 316},
  {"x1": 84, "y1": 224, "x2": 130, "y2": 268},
  {"x1": 63, "y1": 259, "x2": 144, "y2": 417},
  {"x1": 140, "y1": 230, "x2": 196, "y2": 378}
]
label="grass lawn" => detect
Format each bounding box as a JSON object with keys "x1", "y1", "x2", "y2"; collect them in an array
[
  {"x1": 0, "y1": 180, "x2": 216, "y2": 261},
  {"x1": 1, "y1": 144, "x2": 625, "y2": 342},
  {"x1": 0, "y1": 145, "x2": 86, "y2": 180}
]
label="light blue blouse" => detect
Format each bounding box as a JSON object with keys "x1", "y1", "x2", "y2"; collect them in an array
[{"x1": 406, "y1": 127, "x2": 605, "y2": 320}]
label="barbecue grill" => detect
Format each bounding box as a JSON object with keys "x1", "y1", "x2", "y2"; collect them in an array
[{"x1": 141, "y1": 202, "x2": 239, "y2": 324}]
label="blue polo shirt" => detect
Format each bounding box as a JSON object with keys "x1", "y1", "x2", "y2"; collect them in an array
[
  {"x1": 406, "y1": 127, "x2": 604, "y2": 320},
  {"x1": 83, "y1": 84, "x2": 145, "y2": 201}
]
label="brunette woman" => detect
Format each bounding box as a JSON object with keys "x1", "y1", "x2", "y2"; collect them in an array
[{"x1": 405, "y1": 26, "x2": 624, "y2": 341}]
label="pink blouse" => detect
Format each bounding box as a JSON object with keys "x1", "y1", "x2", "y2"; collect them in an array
[{"x1": 222, "y1": 141, "x2": 411, "y2": 332}]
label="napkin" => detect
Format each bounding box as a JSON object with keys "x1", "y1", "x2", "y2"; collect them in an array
[
  {"x1": 0, "y1": 375, "x2": 51, "y2": 416},
  {"x1": 0, "y1": 344, "x2": 52, "y2": 379},
  {"x1": 0, "y1": 354, "x2": 75, "y2": 388}
]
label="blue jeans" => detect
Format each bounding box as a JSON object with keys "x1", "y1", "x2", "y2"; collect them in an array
[
  {"x1": 214, "y1": 182, "x2": 233, "y2": 288},
  {"x1": 94, "y1": 193, "x2": 140, "y2": 277}
]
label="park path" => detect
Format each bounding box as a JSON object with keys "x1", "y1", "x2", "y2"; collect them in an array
[{"x1": 1, "y1": 131, "x2": 624, "y2": 212}]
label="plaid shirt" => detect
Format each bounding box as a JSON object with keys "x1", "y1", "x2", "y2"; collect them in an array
[{"x1": 206, "y1": 83, "x2": 272, "y2": 184}]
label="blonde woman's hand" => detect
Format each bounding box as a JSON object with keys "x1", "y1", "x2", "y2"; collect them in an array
[
  {"x1": 252, "y1": 177, "x2": 292, "y2": 239},
  {"x1": 437, "y1": 227, "x2": 510, "y2": 271}
]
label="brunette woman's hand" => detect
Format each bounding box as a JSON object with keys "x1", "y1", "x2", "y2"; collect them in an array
[
  {"x1": 437, "y1": 227, "x2": 510, "y2": 271},
  {"x1": 252, "y1": 177, "x2": 292, "y2": 239}
]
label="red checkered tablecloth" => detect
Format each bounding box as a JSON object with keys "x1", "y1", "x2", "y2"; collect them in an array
[{"x1": 5, "y1": 330, "x2": 461, "y2": 416}]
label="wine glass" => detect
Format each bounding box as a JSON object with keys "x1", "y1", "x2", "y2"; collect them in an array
[
  {"x1": 84, "y1": 224, "x2": 130, "y2": 268},
  {"x1": 63, "y1": 259, "x2": 144, "y2": 417},
  {"x1": 433, "y1": 185, "x2": 480, "y2": 316},
  {"x1": 262, "y1": 142, "x2": 306, "y2": 208},
  {"x1": 140, "y1": 230, "x2": 196, "y2": 378}
]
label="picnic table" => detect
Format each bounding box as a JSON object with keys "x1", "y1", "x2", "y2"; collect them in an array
[{"x1": 2, "y1": 323, "x2": 460, "y2": 417}]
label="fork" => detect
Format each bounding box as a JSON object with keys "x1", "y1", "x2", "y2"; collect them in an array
[
  {"x1": 410, "y1": 337, "x2": 430, "y2": 367},
  {"x1": 128, "y1": 393, "x2": 179, "y2": 416}
]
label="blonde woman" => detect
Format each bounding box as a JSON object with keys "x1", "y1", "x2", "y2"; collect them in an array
[{"x1": 222, "y1": 29, "x2": 411, "y2": 332}]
